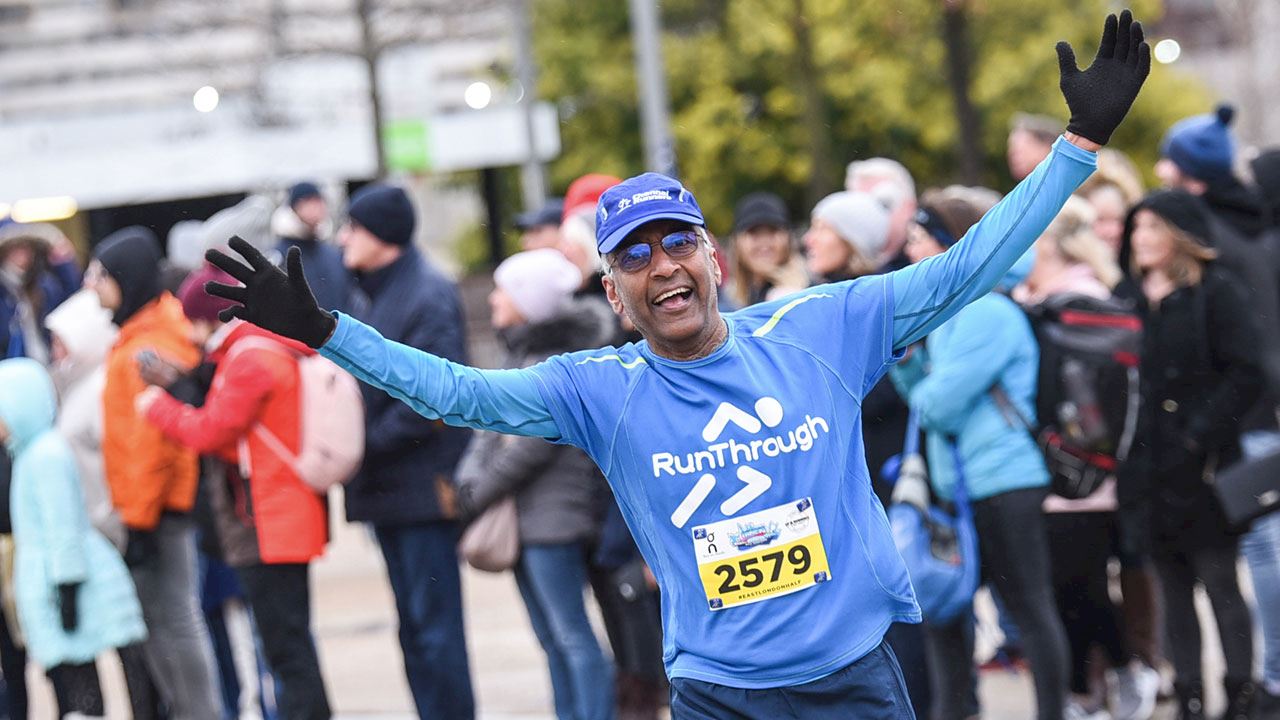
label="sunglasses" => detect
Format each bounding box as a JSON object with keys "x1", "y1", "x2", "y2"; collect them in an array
[{"x1": 610, "y1": 229, "x2": 702, "y2": 274}]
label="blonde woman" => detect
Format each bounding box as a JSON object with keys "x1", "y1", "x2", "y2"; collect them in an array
[
  {"x1": 728, "y1": 193, "x2": 807, "y2": 306},
  {"x1": 1116, "y1": 189, "x2": 1262, "y2": 720},
  {"x1": 1019, "y1": 196, "x2": 1121, "y2": 304},
  {"x1": 1077, "y1": 149, "x2": 1145, "y2": 258},
  {"x1": 1019, "y1": 197, "x2": 1162, "y2": 719}
]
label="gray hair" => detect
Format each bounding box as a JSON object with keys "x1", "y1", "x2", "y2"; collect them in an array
[
  {"x1": 845, "y1": 158, "x2": 917, "y2": 212},
  {"x1": 1011, "y1": 113, "x2": 1062, "y2": 145}
]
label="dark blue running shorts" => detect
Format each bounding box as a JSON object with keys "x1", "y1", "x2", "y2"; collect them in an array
[{"x1": 670, "y1": 640, "x2": 917, "y2": 719}]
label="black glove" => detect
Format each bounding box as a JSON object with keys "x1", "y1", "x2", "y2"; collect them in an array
[
  {"x1": 58, "y1": 583, "x2": 79, "y2": 633},
  {"x1": 124, "y1": 528, "x2": 157, "y2": 568},
  {"x1": 204, "y1": 236, "x2": 337, "y2": 349},
  {"x1": 1056, "y1": 9, "x2": 1151, "y2": 145}
]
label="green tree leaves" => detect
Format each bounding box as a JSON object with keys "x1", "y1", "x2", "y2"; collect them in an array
[{"x1": 534, "y1": 0, "x2": 1208, "y2": 234}]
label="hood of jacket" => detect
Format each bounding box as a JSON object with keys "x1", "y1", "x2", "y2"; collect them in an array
[
  {"x1": 0, "y1": 358, "x2": 56, "y2": 453},
  {"x1": 1118, "y1": 190, "x2": 1218, "y2": 281},
  {"x1": 499, "y1": 296, "x2": 617, "y2": 362},
  {"x1": 1203, "y1": 178, "x2": 1268, "y2": 238},
  {"x1": 0, "y1": 223, "x2": 57, "y2": 273},
  {"x1": 95, "y1": 226, "x2": 162, "y2": 326},
  {"x1": 44, "y1": 289, "x2": 118, "y2": 394}
]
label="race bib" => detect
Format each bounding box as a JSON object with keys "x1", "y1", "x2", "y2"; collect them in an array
[{"x1": 691, "y1": 497, "x2": 832, "y2": 611}]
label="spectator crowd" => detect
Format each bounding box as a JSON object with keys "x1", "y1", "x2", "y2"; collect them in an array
[{"x1": 1, "y1": 98, "x2": 1280, "y2": 720}]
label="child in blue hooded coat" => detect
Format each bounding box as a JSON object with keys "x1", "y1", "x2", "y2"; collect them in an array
[{"x1": 0, "y1": 358, "x2": 146, "y2": 717}]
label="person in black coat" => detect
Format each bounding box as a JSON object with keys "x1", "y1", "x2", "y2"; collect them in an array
[
  {"x1": 337, "y1": 184, "x2": 475, "y2": 720},
  {"x1": 274, "y1": 181, "x2": 353, "y2": 314},
  {"x1": 1116, "y1": 189, "x2": 1263, "y2": 719}
]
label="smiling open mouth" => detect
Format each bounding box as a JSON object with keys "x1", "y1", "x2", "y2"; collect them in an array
[{"x1": 654, "y1": 287, "x2": 694, "y2": 307}]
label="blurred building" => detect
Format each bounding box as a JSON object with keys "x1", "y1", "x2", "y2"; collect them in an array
[
  {"x1": 0, "y1": 0, "x2": 556, "y2": 254},
  {"x1": 1155, "y1": 0, "x2": 1280, "y2": 154}
]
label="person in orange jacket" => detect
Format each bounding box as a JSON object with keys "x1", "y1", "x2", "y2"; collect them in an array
[
  {"x1": 137, "y1": 262, "x2": 332, "y2": 720},
  {"x1": 85, "y1": 227, "x2": 221, "y2": 720}
]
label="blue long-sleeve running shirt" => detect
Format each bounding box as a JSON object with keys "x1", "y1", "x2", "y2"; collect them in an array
[{"x1": 320, "y1": 138, "x2": 1096, "y2": 688}]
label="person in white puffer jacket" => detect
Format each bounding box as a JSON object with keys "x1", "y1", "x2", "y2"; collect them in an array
[{"x1": 44, "y1": 289, "x2": 126, "y2": 551}]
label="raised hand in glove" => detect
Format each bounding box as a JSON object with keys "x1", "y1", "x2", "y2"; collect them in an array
[
  {"x1": 1056, "y1": 9, "x2": 1151, "y2": 146},
  {"x1": 204, "y1": 236, "x2": 337, "y2": 349},
  {"x1": 58, "y1": 583, "x2": 79, "y2": 633}
]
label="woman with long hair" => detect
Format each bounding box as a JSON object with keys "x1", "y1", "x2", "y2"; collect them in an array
[
  {"x1": 1116, "y1": 190, "x2": 1262, "y2": 720},
  {"x1": 727, "y1": 192, "x2": 807, "y2": 306},
  {"x1": 1020, "y1": 197, "x2": 1160, "y2": 720}
]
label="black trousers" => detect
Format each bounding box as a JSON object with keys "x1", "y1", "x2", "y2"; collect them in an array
[
  {"x1": 1046, "y1": 511, "x2": 1128, "y2": 694},
  {"x1": 237, "y1": 563, "x2": 331, "y2": 720},
  {"x1": 924, "y1": 487, "x2": 1070, "y2": 720},
  {"x1": 118, "y1": 643, "x2": 164, "y2": 720},
  {"x1": 0, "y1": 580, "x2": 26, "y2": 720},
  {"x1": 46, "y1": 662, "x2": 102, "y2": 717},
  {"x1": 1153, "y1": 542, "x2": 1253, "y2": 686}
]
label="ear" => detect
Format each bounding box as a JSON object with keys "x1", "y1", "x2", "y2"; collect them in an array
[
  {"x1": 601, "y1": 272, "x2": 626, "y2": 316},
  {"x1": 708, "y1": 242, "x2": 723, "y2": 286}
]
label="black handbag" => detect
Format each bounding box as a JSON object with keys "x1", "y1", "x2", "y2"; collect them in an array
[{"x1": 1212, "y1": 448, "x2": 1280, "y2": 529}]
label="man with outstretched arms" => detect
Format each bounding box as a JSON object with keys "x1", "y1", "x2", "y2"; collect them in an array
[{"x1": 205, "y1": 13, "x2": 1148, "y2": 718}]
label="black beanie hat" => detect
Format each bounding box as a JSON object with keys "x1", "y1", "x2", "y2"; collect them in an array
[
  {"x1": 288, "y1": 181, "x2": 322, "y2": 209},
  {"x1": 94, "y1": 226, "x2": 162, "y2": 326},
  {"x1": 1125, "y1": 189, "x2": 1214, "y2": 248},
  {"x1": 347, "y1": 185, "x2": 415, "y2": 247},
  {"x1": 733, "y1": 192, "x2": 790, "y2": 234}
]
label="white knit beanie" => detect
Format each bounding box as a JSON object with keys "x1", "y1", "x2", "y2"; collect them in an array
[
  {"x1": 493, "y1": 249, "x2": 583, "y2": 324},
  {"x1": 811, "y1": 191, "x2": 891, "y2": 262}
]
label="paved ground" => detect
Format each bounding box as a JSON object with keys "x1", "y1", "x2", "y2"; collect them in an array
[{"x1": 24, "y1": 509, "x2": 1234, "y2": 718}]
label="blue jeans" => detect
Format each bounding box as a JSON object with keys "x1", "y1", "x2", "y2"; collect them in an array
[
  {"x1": 670, "y1": 640, "x2": 915, "y2": 719},
  {"x1": 375, "y1": 522, "x2": 474, "y2": 720},
  {"x1": 515, "y1": 543, "x2": 615, "y2": 720},
  {"x1": 1241, "y1": 430, "x2": 1280, "y2": 688}
]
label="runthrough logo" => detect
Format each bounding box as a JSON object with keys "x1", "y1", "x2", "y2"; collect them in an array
[{"x1": 661, "y1": 397, "x2": 829, "y2": 528}]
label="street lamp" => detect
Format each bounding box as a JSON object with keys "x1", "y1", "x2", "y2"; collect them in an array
[
  {"x1": 1154, "y1": 39, "x2": 1181, "y2": 64},
  {"x1": 193, "y1": 86, "x2": 220, "y2": 113},
  {"x1": 464, "y1": 81, "x2": 493, "y2": 110}
]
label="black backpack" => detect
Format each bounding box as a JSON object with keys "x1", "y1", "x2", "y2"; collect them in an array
[{"x1": 1023, "y1": 293, "x2": 1142, "y2": 499}]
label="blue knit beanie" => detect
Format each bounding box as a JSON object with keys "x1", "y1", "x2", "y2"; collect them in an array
[
  {"x1": 287, "y1": 181, "x2": 322, "y2": 208},
  {"x1": 347, "y1": 184, "x2": 415, "y2": 246},
  {"x1": 1161, "y1": 104, "x2": 1237, "y2": 183}
]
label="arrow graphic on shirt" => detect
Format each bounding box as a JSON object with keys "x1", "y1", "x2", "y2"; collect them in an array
[
  {"x1": 702, "y1": 402, "x2": 762, "y2": 441},
  {"x1": 720, "y1": 466, "x2": 773, "y2": 516},
  {"x1": 671, "y1": 474, "x2": 717, "y2": 529},
  {"x1": 670, "y1": 397, "x2": 788, "y2": 528}
]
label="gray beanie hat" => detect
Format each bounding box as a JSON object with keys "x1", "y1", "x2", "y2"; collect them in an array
[{"x1": 811, "y1": 191, "x2": 891, "y2": 262}]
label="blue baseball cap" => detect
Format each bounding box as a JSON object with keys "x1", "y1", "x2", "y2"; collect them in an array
[{"x1": 595, "y1": 172, "x2": 705, "y2": 254}]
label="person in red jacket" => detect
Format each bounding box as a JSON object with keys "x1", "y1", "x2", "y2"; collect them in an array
[{"x1": 136, "y1": 263, "x2": 332, "y2": 720}]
